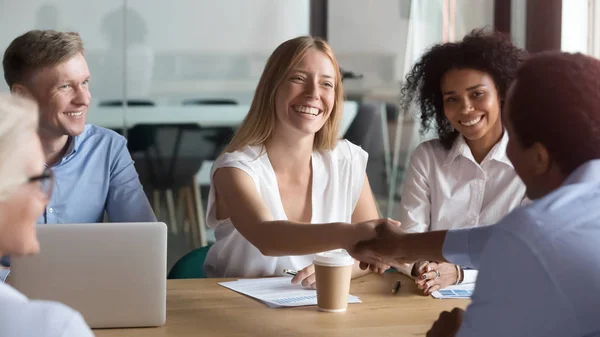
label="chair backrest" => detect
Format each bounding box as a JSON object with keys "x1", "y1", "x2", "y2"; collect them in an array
[
  {"x1": 133, "y1": 123, "x2": 208, "y2": 190},
  {"x1": 182, "y1": 98, "x2": 237, "y2": 106},
  {"x1": 98, "y1": 100, "x2": 155, "y2": 107},
  {"x1": 343, "y1": 102, "x2": 387, "y2": 197},
  {"x1": 98, "y1": 100, "x2": 157, "y2": 152},
  {"x1": 339, "y1": 67, "x2": 364, "y2": 82},
  {"x1": 167, "y1": 245, "x2": 212, "y2": 279},
  {"x1": 181, "y1": 99, "x2": 237, "y2": 159}
]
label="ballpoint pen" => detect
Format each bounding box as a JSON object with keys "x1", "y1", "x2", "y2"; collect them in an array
[{"x1": 283, "y1": 269, "x2": 297, "y2": 276}]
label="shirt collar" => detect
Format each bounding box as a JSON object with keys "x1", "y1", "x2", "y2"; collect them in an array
[
  {"x1": 442, "y1": 130, "x2": 513, "y2": 168},
  {"x1": 487, "y1": 131, "x2": 513, "y2": 167},
  {"x1": 0, "y1": 282, "x2": 27, "y2": 302},
  {"x1": 66, "y1": 136, "x2": 78, "y2": 156},
  {"x1": 442, "y1": 134, "x2": 469, "y2": 167},
  {"x1": 563, "y1": 159, "x2": 600, "y2": 186},
  {"x1": 51, "y1": 130, "x2": 84, "y2": 167}
]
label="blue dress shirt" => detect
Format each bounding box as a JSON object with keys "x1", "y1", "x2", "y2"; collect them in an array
[
  {"x1": 39, "y1": 124, "x2": 156, "y2": 224},
  {"x1": 443, "y1": 159, "x2": 600, "y2": 337}
]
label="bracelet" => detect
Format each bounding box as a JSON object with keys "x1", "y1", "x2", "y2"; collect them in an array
[{"x1": 454, "y1": 264, "x2": 462, "y2": 285}]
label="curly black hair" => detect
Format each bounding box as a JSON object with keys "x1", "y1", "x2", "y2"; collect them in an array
[
  {"x1": 400, "y1": 28, "x2": 527, "y2": 149},
  {"x1": 510, "y1": 52, "x2": 600, "y2": 175}
]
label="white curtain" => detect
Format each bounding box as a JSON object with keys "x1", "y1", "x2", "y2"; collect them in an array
[{"x1": 388, "y1": 0, "x2": 494, "y2": 216}]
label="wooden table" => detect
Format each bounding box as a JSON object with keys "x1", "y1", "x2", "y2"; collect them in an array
[{"x1": 94, "y1": 273, "x2": 469, "y2": 337}]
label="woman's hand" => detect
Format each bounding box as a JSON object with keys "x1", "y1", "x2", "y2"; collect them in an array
[
  {"x1": 346, "y1": 218, "x2": 404, "y2": 267},
  {"x1": 290, "y1": 264, "x2": 317, "y2": 289},
  {"x1": 415, "y1": 261, "x2": 459, "y2": 295}
]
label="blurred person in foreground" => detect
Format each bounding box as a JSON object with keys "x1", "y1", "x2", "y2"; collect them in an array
[{"x1": 0, "y1": 94, "x2": 93, "y2": 336}]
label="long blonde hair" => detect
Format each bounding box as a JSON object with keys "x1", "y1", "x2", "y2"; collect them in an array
[
  {"x1": 0, "y1": 94, "x2": 39, "y2": 199},
  {"x1": 224, "y1": 36, "x2": 344, "y2": 153}
]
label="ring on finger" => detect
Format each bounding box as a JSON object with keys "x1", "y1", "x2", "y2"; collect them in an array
[{"x1": 435, "y1": 270, "x2": 440, "y2": 280}]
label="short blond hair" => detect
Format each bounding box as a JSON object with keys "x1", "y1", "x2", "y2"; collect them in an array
[
  {"x1": 3, "y1": 30, "x2": 84, "y2": 88},
  {"x1": 224, "y1": 36, "x2": 344, "y2": 153},
  {"x1": 0, "y1": 94, "x2": 39, "y2": 199}
]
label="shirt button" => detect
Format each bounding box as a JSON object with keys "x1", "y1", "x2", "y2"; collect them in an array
[{"x1": 48, "y1": 208, "x2": 54, "y2": 213}]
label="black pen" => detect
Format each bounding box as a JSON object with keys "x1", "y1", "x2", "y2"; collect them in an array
[
  {"x1": 283, "y1": 269, "x2": 297, "y2": 276},
  {"x1": 392, "y1": 280, "x2": 402, "y2": 294}
]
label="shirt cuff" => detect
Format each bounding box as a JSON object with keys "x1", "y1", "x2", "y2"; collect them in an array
[
  {"x1": 442, "y1": 228, "x2": 474, "y2": 267},
  {"x1": 461, "y1": 269, "x2": 478, "y2": 284}
]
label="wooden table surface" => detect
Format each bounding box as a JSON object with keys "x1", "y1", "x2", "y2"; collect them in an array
[{"x1": 94, "y1": 273, "x2": 469, "y2": 337}]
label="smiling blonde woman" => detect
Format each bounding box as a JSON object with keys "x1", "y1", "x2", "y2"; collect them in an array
[{"x1": 203, "y1": 36, "x2": 393, "y2": 286}]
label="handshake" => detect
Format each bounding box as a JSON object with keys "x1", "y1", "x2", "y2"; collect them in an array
[{"x1": 343, "y1": 218, "x2": 447, "y2": 272}]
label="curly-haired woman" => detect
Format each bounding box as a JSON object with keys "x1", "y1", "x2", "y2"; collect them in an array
[{"x1": 397, "y1": 29, "x2": 528, "y2": 294}]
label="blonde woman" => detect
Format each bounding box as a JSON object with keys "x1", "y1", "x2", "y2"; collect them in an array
[
  {"x1": 0, "y1": 95, "x2": 93, "y2": 336},
  {"x1": 203, "y1": 36, "x2": 392, "y2": 285}
]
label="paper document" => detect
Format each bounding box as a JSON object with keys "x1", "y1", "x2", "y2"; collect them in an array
[
  {"x1": 219, "y1": 277, "x2": 361, "y2": 308},
  {"x1": 431, "y1": 283, "x2": 475, "y2": 299}
]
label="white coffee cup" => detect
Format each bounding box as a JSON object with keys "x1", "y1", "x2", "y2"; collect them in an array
[{"x1": 313, "y1": 250, "x2": 354, "y2": 312}]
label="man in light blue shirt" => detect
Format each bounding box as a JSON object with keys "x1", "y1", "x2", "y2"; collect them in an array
[
  {"x1": 1, "y1": 31, "x2": 156, "y2": 267},
  {"x1": 352, "y1": 52, "x2": 600, "y2": 337},
  {"x1": 34, "y1": 123, "x2": 156, "y2": 224}
]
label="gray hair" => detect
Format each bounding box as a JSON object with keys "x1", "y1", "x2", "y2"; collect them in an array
[{"x1": 0, "y1": 94, "x2": 39, "y2": 199}]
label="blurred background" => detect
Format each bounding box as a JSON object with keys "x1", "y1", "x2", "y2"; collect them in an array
[{"x1": 0, "y1": 0, "x2": 596, "y2": 270}]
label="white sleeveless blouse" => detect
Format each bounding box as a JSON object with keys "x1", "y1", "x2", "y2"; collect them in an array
[{"x1": 203, "y1": 140, "x2": 368, "y2": 278}]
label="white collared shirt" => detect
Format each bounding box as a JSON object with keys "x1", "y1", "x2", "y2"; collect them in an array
[
  {"x1": 399, "y1": 132, "x2": 526, "y2": 233},
  {"x1": 399, "y1": 132, "x2": 526, "y2": 283},
  {"x1": 204, "y1": 140, "x2": 368, "y2": 278},
  {"x1": 0, "y1": 282, "x2": 94, "y2": 337}
]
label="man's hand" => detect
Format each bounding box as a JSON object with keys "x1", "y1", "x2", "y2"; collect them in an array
[
  {"x1": 342, "y1": 218, "x2": 401, "y2": 271},
  {"x1": 351, "y1": 226, "x2": 450, "y2": 270},
  {"x1": 426, "y1": 307, "x2": 464, "y2": 337},
  {"x1": 349, "y1": 218, "x2": 409, "y2": 268}
]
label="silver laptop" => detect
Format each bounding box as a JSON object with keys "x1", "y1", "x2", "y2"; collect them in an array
[{"x1": 10, "y1": 222, "x2": 167, "y2": 328}]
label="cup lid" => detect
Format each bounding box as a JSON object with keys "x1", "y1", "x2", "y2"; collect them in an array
[{"x1": 313, "y1": 250, "x2": 355, "y2": 267}]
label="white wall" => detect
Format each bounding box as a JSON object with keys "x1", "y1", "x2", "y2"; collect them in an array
[
  {"x1": 511, "y1": 0, "x2": 527, "y2": 49},
  {"x1": 0, "y1": 0, "x2": 309, "y2": 52},
  {"x1": 0, "y1": 0, "x2": 497, "y2": 100},
  {"x1": 0, "y1": 0, "x2": 309, "y2": 101},
  {"x1": 329, "y1": 0, "x2": 412, "y2": 85},
  {"x1": 590, "y1": 0, "x2": 600, "y2": 57},
  {"x1": 454, "y1": 0, "x2": 495, "y2": 38},
  {"x1": 327, "y1": 0, "x2": 494, "y2": 86},
  {"x1": 561, "y1": 0, "x2": 589, "y2": 54},
  {"x1": 328, "y1": 0, "x2": 411, "y2": 53}
]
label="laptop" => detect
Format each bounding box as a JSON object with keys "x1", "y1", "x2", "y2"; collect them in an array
[{"x1": 10, "y1": 222, "x2": 167, "y2": 328}]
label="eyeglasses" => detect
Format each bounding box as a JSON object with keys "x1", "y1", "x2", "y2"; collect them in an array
[{"x1": 27, "y1": 167, "x2": 54, "y2": 199}]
